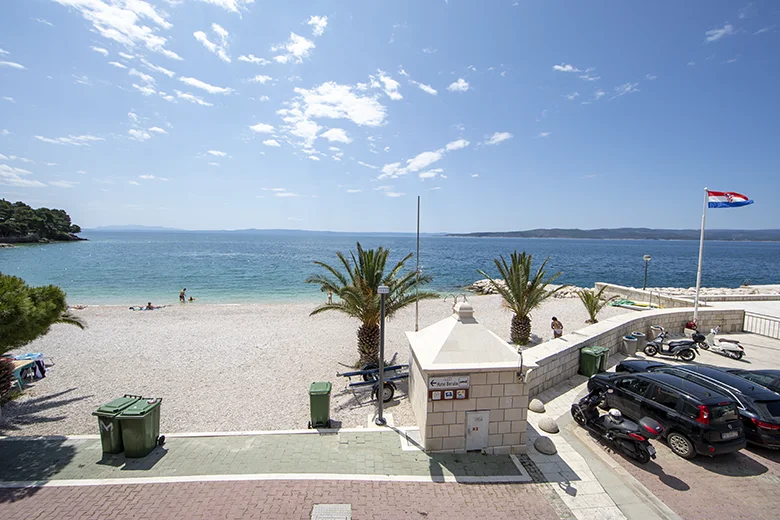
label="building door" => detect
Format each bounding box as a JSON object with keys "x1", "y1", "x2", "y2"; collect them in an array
[{"x1": 466, "y1": 411, "x2": 490, "y2": 451}]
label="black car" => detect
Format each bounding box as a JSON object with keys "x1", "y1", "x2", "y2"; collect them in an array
[
  {"x1": 588, "y1": 372, "x2": 745, "y2": 459},
  {"x1": 617, "y1": 361, "x2": 780, "y2": 449},
  {"x1": 725, "y1": 369, "x2": 780, "y2": 394}
]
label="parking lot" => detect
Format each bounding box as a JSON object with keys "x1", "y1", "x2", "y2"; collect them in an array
[{"x1": 596, "y1": 331, "x2": 780, "y2": 520}]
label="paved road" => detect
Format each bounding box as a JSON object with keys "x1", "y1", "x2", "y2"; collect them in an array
[{"x1": 0, "y1": 479, "x2": 569, "y2": 520}]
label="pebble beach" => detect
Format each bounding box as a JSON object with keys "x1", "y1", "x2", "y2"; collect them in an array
[{"x1": 0, "y1": 294, "x2": 630, "y2": 436}]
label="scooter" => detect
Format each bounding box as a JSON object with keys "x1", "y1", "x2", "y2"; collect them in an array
[
  {"x1": 571, "y1": 390, "x2": 663, "y2": 464},
  {"x1": 644, "y1": 327, "x2": 703, "y2": 362},
  {"x1": 702, "y1": 326, "x2": 746, "y2": 360}
]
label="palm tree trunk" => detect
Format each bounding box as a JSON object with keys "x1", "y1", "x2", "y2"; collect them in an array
[
  {"x1": 357, "y1": 323, "x2": 381, "y2": 366},
  {"x1": 510, "y1": 314, "x2": 532, "y2": 345}
]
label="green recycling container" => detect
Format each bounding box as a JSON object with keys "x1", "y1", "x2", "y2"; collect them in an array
[
  {"x1": 309, "y1": 382, "x2": 332, "y2": 429},
  {"x1": 579, "y1": 346, "x2": 611, "y2": 377},
  {"x1": 92, "y1": 396, "x2": 141, "y2": 454},
  {"x1": 117, "y1": 397, "x2": 163, "y2": 458}
]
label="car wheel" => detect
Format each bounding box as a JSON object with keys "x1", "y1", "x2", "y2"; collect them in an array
[
  {"x1": 644, "y1": 345, "x2": 658, "y2": 357},
  {"x1": 678, "y1": 349, "x2": 696, "y2": 362},
  {"x1": 667, "y1": 432, "x2": 696, "y2": 459}
]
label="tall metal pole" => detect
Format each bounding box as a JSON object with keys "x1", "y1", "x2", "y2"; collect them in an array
[
  {"x1": 694, "y1": 187, "x2": 708, "y2": 323},
  {"x1": 376, "y1": 285, "x2": 389, "y2": 426},
  {"x1": 415, "y1": 195, "x2": 420, "y2": 332},
  {"x1": 643, "y1": 262, "x2": 648, "y2": 291}
]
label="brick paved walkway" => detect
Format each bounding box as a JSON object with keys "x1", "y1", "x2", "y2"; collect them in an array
[{"x1": 0, "y1": 479, "x2": 570, "y2": 520}]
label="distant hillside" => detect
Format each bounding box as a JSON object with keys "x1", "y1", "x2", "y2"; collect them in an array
[{"x1": 447, "y1": 228, "x2": 780, "y2": 242}]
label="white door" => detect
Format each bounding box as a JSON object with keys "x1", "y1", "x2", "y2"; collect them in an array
[{"x1": 465, "y1": 411, "x2": 490, "y2": 451}]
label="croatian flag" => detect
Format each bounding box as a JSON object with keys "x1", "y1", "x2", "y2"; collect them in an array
[{"x1": 707, "y1": 191, "x2": 754, "y2": 209}]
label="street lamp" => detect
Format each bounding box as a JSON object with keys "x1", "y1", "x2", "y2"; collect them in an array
[
  {"x1": 642, "y1": 255, "x2": 651, "y2": 290},
  {"x1": 376, "y1": 285, "x2": 390, "y2": 426}
]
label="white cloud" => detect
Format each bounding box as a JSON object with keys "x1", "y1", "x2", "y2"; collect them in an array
[
  {"x1": 2, "y1": 96, "x2": 15, "y2": 103},
  {"x1": 283, "y1": 81, "x2": 387, "y2": 131},
  {"x1": 256, "y1": 95, "x2": 270, "y2": 101},
  {"x1": 178, "y1": 76, "x2": 232, "y2": 94},
  {"x1": 321, "y1": 128, "x2": 352, "y2": 143},
  {"x1": 129, "y1": 180, "x2": 140, "y2": 185},
  {"x1": 132, "y1": 83, "x2": 156, "y2": 96},
  {"x1": 422, "y1": 47, "x2": 436, "y2": 54},
  {"x1": 248, "y1": 74, "x2": 272, "y2": 84},
  {"x1": 593, "y1": 89, "x2": 606, "y2": 100},
  {"x1": 687, "y1": 61, "x2": 696, "y2": 66},
  {"x1": 537, "y1": 132, "x2": 551, "y2": 138},
  {"x1": 238, "y1": 54, "x2": 270, "y2": 65},
  {"x1": 174, "y1": 90, "x2": 213, "y2": 106},
  {"x1": 0, "y1": 61, "x2": 26, "y2": 70},
  {"x1": 705, "y1": 23, "x2": 735, "y2": 43},
  {"x1": 139, "y1": 174, "x2": 168, "y2": 181},
  {"x1": 249, "y1": 123, "x2": 275, "y2": 133},
  {"x1": 613, "y1": 82, "x2": 640, "y2": 97},
  {"x1": 129, "y1": 68, "x2": 155, "y2": 84},
  {"x1": 208, "y1": 162, "x2": 220, "y2": 167},
  {"x1": 128, "y1": 128, "x2": 151, "y2": 141},
  {"x1": 53, "y1": 0, "x2": 182, "y2": 60},
  {"x1": 386, "y1": 192, "x2": 404, "y2": 198},
  {"x1": 419, "y1": 168, "x2": 443, "y2": 180},
  {"x1": 108, "y1": 61, "x2": 126, "y2": 68},
  {"x1": 263, "y1": 187, "x2": 287, "y2": 192},
  {"x1": 140, "y1": 58, "x2": 174, "y2": 77},
  {"x1": 272, "y1": 32, "x2": 315, "y2": 64},
  {"x1": 73, "y1": 74, "x2": 91, "y2": 85},
  {"x1": 195, "y1": 0, "x2": 253, "y2": 14},
  {"x1": 373, "y1": 70, "x2": 402, "y2": 100},
  {"x1": 484, "y1": 132, "x2": 512, "y2": 145},
  {"x1": 207, "y1": 150, "x2": 227, "y2": 157},
  {"x1": 553, "y1": 63, "x2": 580, "y2": 73},
  {"x1": 34, "y1": 134, "x2": 104, "y2": 146},
  {"x1": 194, "y1": 23, "x2": 230, "y2": 62},
  {"x1": 308, "y1": 155, "x2": 320, "y2": 161},
  {"x1": 413, "y1": 81, "x2": 437, "y2": 95},
  {"x1": 90, "y1": 46, "x2": 109, "y2": 56},
  {"x1": 118, "y1": 52, "x2": 135, "y2": 60},
  {"x1": 263, "y1": 139, "x2": 281, "y2": 147},
  {"x1": 447, "y1": 78, "x2": 470, "y2": 92},
  {"x1": 346, "y1": 189, "x2": 361, "y2": 193},
  {"x1": 645, "y1": 74, "x2": 657, "y2": 80},
  {"x1": 148, "y1": 127, "x2": 167, "y2": 134},
  {"x1": 754, "y1": 26, "x2": 773, "y2": 35},
  {"x1": 0, "y1": 129, "x2": 10, "y2": 136},
  {"x1": 308, "y1": 15, "x2": 328, "y2": 37},
  {"x1": 50, "y1": 180, "x2": 79, "y2": 188},
  {"x1": 357, "y1": 161, "x2": 378, "y2": 170},
  {"x1": 445, "y1": 139, "x2": 469, "y2": 151},
  {"x1": 471, "y1": 173, "x2": 479, "y2": 178},
  {"x1": 565, "y1": 92, "x2": 580, "y2": 100},
  {"x1": 0, "y1": 164, "x2": 46, "y2": 187},
  {"x1": 384, "y1": 146, "x2": 390, "y2": 152},
  {"x1": 275, "y1": 191, "x2": 298, "y2": 197},
  {"x1": 7, "y1": 155, "x2": 33, "y2": 163},
  {"x1": 34, "y1": 18, "x2": 55, "y2": 26},
  {"x1": 406, "y1": 150, "x2": 442, "y2": 171}
]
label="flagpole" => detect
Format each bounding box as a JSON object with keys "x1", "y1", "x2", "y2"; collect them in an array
[
  {"x1": 415, "y1": 195, "x2": 420, "y2": 332},
  {"x1": 693, "y1": 187, "x2": 708, "y2": 323}
]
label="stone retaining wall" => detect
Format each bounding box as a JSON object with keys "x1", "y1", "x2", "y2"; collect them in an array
[
  {"x1": 595, "y1": 282, "x2": 696, "y2": 308},
  {"x1": 522, "y1": 307, "x2": 746, "y2": 397}
]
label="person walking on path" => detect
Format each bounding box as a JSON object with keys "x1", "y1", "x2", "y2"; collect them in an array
[
  {"x1": 327, "y1": 289, "x2": 333, "y2": 304},
  {"x1": 551, "y1": 317, "x2": 563, "y2": 339},
  {"x1": 180, "y1": 288, "x2": 187, "y2": 303}
]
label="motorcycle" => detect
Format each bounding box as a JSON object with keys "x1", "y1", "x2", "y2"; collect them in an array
[
  {"x1": 702, "y1": 326, "x2": 746, "y2": 360},
  {"x1": 644, "y1": 327, "x2": 703, "y2": 362},
  {"x1": 571, "y1": 390, "x2": 663, "y2": 464}
]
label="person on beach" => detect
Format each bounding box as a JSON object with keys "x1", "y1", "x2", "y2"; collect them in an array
[
  {"x1": 146, "y1": 302, "x2": 155, "y2": 310},
  {"x1": 327, "y1": 289, "x2": 333, "y2": 304},
  {"x1": 188, "y1": 296, "x2": 196, "y2": 302},
  {"x1": 551, "y1": 317, "x2": 563, "y2": 338},
  {"x1": 180, "y1": 288, "x2": 187, "y2": 302}
]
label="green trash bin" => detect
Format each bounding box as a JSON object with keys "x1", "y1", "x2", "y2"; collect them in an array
[
  {"x1": 92, "y1": 396, "x2": 141, "y2": 454},
  {"x1": 592, "y1": 346, "x2": 611, "y2": 372},
  {"x1": 117, "y1": 397, "x2": 163, "y2": 458},
  {"x1": 579, "y1": 347, "x2": 600, "y2": 377},
  {"x1": 309, "y1": 382, "x2": 332, "y2": 429}
]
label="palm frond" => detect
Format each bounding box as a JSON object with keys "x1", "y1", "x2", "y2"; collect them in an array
[{"x1": 56, "y1": 312, "x2": 86, "y2": 330}]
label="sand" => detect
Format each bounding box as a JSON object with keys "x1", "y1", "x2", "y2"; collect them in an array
[{"x1": 0, "y1": 295, "x2": 629, "y2": 436}]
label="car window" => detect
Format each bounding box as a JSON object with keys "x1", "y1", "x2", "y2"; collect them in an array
[
  {"x1": 617, "y1": 377, "x2": 650, "y2": 396},
  {"x1": 681, "y1": 401, "x2": 700, "y2": 418},
  {"x1": 651, "y1": 386, "x2": 681, "y2": 409},
  {"x1": 660, "y1": 370, "x2": 747, "y2": 410},
  {"x1": 742, "y1": 373, "x2": 776, "y2": 387},
  {"x1": 754, "y1": 400, "x2": 780, "y2": 420},
  {"x1": 710, "y1": 403, "x2": 739, "y2": 424}
]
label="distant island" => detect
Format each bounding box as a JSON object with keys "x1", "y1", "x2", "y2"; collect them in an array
[
  {"x1": 447, "y1": 228, "x2": 780, "y2": 242},
  {"x1": 0, "y1": 199, "x2": 84, "y2": 244}
]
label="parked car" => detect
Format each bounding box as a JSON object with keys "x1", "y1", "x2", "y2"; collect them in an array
[
  {"x1": 616, "y1": 362, "x2": 780, "y2": 449},
  {"x1": 724, "y1": 369, "x2": 780, "y2": 394},
  {"x1": 587, "y1": 372, "x2": 745, "y2": 459}
]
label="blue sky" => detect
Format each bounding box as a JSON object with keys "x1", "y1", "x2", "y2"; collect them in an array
[{"x1": 0, "y1": 1, "x2": 777, "y2": 232}]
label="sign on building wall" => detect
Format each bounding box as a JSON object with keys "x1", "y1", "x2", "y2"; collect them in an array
[{"x1": 428, "y1": 375, "x2": 470, "y2": 400}]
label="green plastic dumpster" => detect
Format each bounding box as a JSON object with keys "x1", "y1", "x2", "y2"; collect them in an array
[
  {"x1": 117, "y1": 397, "x2": 163, "y2": 458},
  {"x1": 92, "y1": 396, "x2": 141, "y2": 454},
  {"x1": 308, "y1": 382, "x2": 332, "y2": 429},
  {"x1": 579, "y1": 346, "x2": 611, "y2": 377}
]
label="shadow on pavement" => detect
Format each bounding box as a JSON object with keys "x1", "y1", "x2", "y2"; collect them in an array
[
  {"x1": 121, "y1": 447, "x2": 168, "y2": 471},
  {"x1": 0, "y1": 388, "x2": 91, "y2": 434},
  {"x1": 689, "y1": 450, "x2": 768, "y2": 476},
  {"x1": 0, "y1": 437, "x2": 77, "y2": 503},
  {"x1": 628, "y1": 459, "x2": 691, "y2": 491}
]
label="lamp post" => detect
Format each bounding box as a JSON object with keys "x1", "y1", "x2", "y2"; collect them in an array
[
  {"x1": 643, "y1": 255, "x2": 651, "y2": 290},
  {"x1": 376, "y1": 285, "x2": 390, "y2": 426}
]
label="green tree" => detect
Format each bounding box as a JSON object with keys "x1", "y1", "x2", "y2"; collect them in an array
[
  {"x1": 478, "y1": 251, "x2": 566, "y2": 345},
  {"x1": 305, "y1": 242, "x2": 439, "y2": 366},
  {"x1": 0, "y1": 274, "x2": 85, "y2": 355},
  {"x1": 577, "y1": 286, "x2": 617, "y2": 324},
  {"x1": 0, "y1": 199, "x2": 81, "y2": 240}
]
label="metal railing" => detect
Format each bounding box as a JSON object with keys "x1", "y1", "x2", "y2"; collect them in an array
[{"x1": 744, "y1": 312, "x2": 780, "y2": 340}]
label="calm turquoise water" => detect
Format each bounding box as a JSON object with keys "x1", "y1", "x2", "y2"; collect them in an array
[{"x1": 1, "y1": 231, "x2": 778, "y2": 304}]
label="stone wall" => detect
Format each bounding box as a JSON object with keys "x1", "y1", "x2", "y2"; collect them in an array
[
  {"x1": 522, "y1": 307, "x2": 746, "y2": 397},
  {"x1": 421, "y1": 369, "x2": 528, "y2": 454},
  {"x1": 594, "y1": 282, "x2": 696, "y2": 309}
]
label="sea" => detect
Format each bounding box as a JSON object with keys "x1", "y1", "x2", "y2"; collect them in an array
[{"x1": 1, "y1": 231, "x2": 778, "y2": 305}]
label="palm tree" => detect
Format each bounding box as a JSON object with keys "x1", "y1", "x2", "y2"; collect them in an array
[
  {"x1": 306, "y1": 242, "x2": 439, "y2": 366},
  {"x1": 577, "y1": 286, "x2": 617, "y2": 324},
  {"x1": 478, "y1": 251, "x2": 566, "y2": 345}
]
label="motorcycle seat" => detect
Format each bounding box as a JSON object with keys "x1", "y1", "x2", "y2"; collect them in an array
[
  {"x1": 600, "y1": 416, "x2": 639, "y2": 432},
  {"x1": 667, "y1": 340, "x2": 693, "y2": 348},
  {"x1": 718, "y1": 338, "x2": 741, "y2": 344}
]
